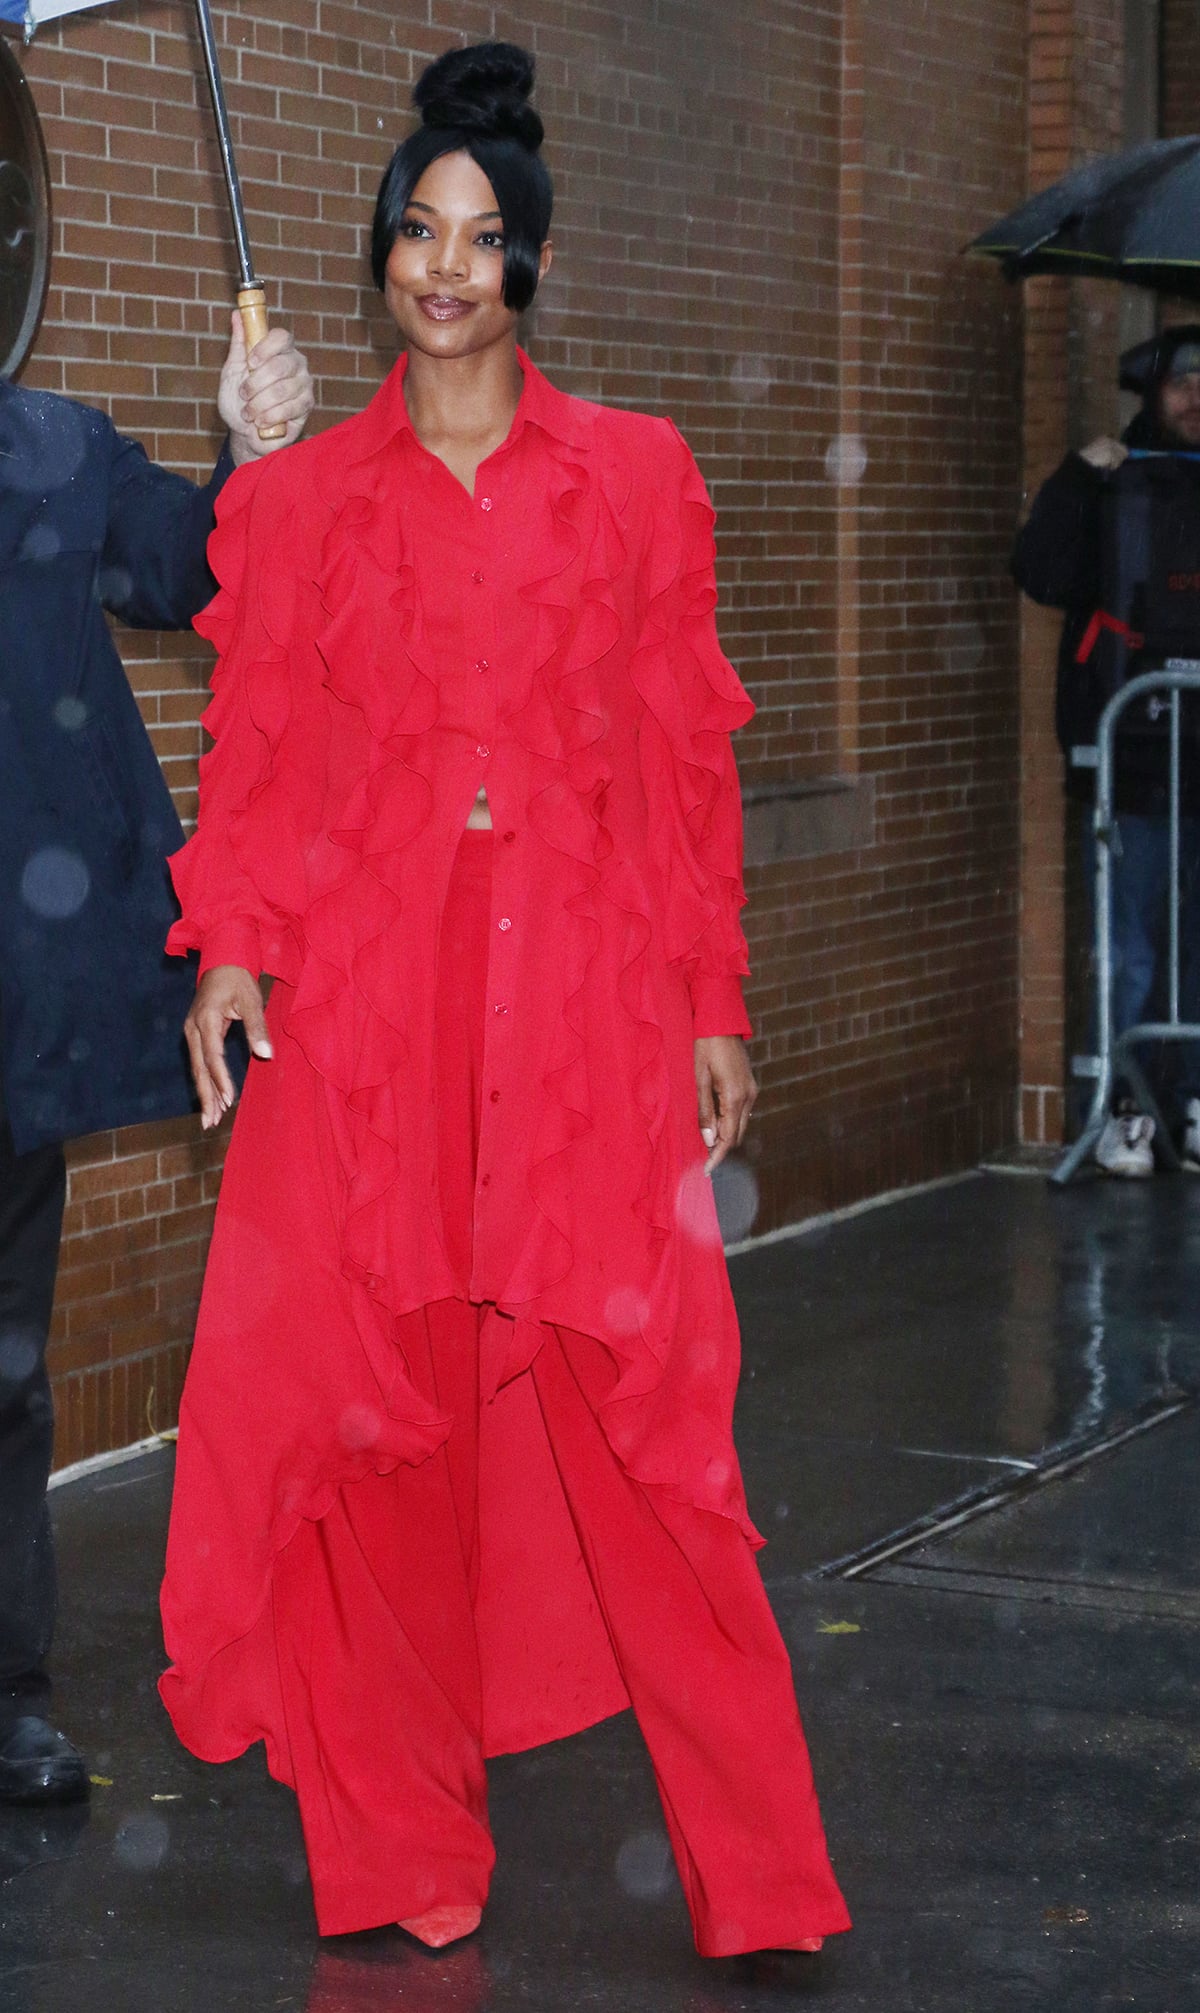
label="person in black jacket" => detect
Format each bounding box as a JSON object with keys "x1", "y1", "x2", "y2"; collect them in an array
[
  {"x1": 0, "y1": 315, "x2": 312, "y2": 1805},
  {"x1": 1014, "y1": 325, "x2": 1200, "y2": 1177}
]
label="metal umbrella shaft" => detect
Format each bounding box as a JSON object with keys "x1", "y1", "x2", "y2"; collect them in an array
[
  {"x1": 192, "y1": 0, "x2": 284, "y2": 436},
  {"x1": 193, "y1": 0, "x2": 255, "y2": 289}
]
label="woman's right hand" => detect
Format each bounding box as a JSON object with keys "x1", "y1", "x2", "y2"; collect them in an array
[{"x1": 184, "y1": 965, "x2": 273, "y2": 1130}]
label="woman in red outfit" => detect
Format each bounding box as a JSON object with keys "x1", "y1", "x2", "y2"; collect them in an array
[{"x1": 160, "y1": 42, "x2": 850, "y2": 1959}]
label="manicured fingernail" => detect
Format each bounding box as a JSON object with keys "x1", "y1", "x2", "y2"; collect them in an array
[
  {"x1": 701, "y1": 1126, "x2": 716, "y2": 1147},
  {"x1": 252, "y1": 1040, "x2": 273, "y2": 1059}
]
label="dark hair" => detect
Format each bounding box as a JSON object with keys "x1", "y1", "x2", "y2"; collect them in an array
[{"x1": 371, "y1": 43, "x2": 553, "y2": 313}]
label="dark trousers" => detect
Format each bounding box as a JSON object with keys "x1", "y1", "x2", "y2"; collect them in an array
[{"x1": 0, "y1": 1081, "x2": 64, "y2": 1735}]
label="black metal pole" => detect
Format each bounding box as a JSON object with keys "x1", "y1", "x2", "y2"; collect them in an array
[
  {"x1": 190, "y1": 0, "x2": 283, "y2": 433},
  {"x1": 192, "y1": 0, "x2": 257, "y2": 291}
]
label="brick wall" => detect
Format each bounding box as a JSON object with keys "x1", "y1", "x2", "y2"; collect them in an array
[
  {"x1": 1161, "y1": 0, "x2": 1200, "y2": 141},
  {"x1": 4, "y1": 0, "x2": 1086, "y2": 1465}
]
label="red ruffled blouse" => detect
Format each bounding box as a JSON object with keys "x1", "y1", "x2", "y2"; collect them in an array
[{"x1": 160, "y1": 353, "x2": 762, "y2": 1762}]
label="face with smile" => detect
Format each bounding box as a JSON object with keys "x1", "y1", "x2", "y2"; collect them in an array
[
  {"x1": 383, "y1": 149, "x2": 552, "y2": 360},
  {"x1": 1158, "y1": 369, "x2": 1200, "y2": 449}
]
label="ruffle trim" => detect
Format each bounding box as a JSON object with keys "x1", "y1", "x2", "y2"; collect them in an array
[
  {"x1": 628, "y1": 427, "x2": 755, "y2": 979},
  {"x1": 168, "y1": 458, "x2": 307, "y2": 986},
  {"x1": 173, "y1": 368, "x2": 758, "y2": 1541}
]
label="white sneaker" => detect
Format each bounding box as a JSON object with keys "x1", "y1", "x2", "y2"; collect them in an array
[
  {"x1": 1182, "y1": 1098, "x2": 1200, "y2": 1170},
  {"x1": 1095, "y1": 1111, "x2": 1155, "y2": 1178}
]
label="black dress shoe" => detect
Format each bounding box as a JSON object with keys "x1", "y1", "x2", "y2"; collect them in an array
[{"x1": 0, "y1": 1716, "x2": 89, "y2": 1806}]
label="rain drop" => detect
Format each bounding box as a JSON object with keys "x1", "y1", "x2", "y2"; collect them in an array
[
  {"x1": 605, "y1": 1286, "x2": 651, "y2": 1338},
  {"x1": 711, "y1": 1158, "x2": 760, "y2": 1243},
  {"x1": 20, "y1": 847, "x2": 90, "y2": 920},
  {"x1": 113, "y1": 1814, "x2": 170, "y2": 1872},
  {"x1": 823, "y1": 433, "x2": 868, "y2": 484},
  {"x1": 0, "y1": 1326, "x2": 40, "y2": 1385},
  {"x1": 614, "y1": 1829, "x2": 673, "y2": 1900},
  {"x1": 96, "y1": 566, "x2": 133, "y2": 609},
  {"x1": 674, "y1": 1164, "x2": 723, "y2": 1249},
  {"x1": 53, "y1": 696, "x2": 88, "y2": 732},
  {"x1": 20, "y1": 523, "x2": 60, "y2": 562},
  {"x1": 728, "y1": 354, "x2": 773, "y2": 404},
  {"x1": 338, "y1": 1404, "x2": 382, "y2": 1452},
  {"x1": 942, "y1": 619, "x2": 986, "y2": 674}
]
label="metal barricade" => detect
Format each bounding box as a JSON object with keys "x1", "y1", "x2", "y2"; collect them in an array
[{"x1": 1052, "y1": 662, "x2": 1200, "y2": 1184}]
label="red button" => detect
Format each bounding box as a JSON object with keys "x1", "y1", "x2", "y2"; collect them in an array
[
  {"x1": 498, "y1": 917, "x2": 511, "y2": 931},
  {"x1": 502, "y1": 830, "x2": 516, "y2": 844},
  {"x1": 475, "y1": 658, "x2": 489, "y2": 672},
  {"x1": 480, "y1": 497, "x2": 494, "y2": 512},
  {"x1": 472, "y1": 569, "x2": 485, "y2": 584},
  {"x1": 477, "y1": 744, "x2": 490, "y2": 760},
  {"x1": 494, "y1": 1003, "x2": 508, "y2": 1016},
  {"x1": 490, "y1": 1089, "x2": 501, "y2": 1103},
  {"x1": 480, "y1": 1173, "x2": 491, "y2": 1188}
]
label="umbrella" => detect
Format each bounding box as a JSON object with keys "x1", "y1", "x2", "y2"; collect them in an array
[
  {"x1": 0, "y1": 0, "x2": 283, "y2": 435},
  {"x1": 969, "y1": 136, "x2": 1200, "y2": 298}
]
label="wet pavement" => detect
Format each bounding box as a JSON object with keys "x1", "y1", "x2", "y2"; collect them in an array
[{"x1": 3, "y1": 1170, "x2": 1200, "y2": 2012}]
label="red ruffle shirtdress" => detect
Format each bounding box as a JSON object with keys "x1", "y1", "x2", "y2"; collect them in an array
[{"x1": 159, "y1": 352, "x2": 850, "y2": 1951}]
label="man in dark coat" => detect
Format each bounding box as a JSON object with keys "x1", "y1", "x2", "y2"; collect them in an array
[
  {"x1": 1013, "y1": 325, "x2": 1200, "y2": 1177},
  {"x1": 0, "y1": 316, "x2": 312, "y2": 1803}
]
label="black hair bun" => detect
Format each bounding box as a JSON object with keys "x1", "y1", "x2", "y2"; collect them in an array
[{"x1": 414, "y1": 42, "x2": 543, "y2": 151}]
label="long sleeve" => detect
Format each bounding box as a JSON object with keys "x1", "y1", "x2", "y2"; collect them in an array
[
  {"x1": 165, "y1": 456, "x2": 305, "y2": 981},
  {"x1": 1012, "y1": 452, "x2": 1105, "y2": 613},
  {"x1": 631, "y1": 422, "x2": 755, "y2": 1039},
  {"x1": 101, "y1": 428, "x2": 235, "y2": 630}
]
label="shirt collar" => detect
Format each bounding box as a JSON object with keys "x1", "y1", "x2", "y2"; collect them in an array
[{"x1": 364, "y1": 346, "x2": 591, "y2": 461}]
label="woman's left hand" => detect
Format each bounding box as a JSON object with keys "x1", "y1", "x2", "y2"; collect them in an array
[{"x1": 694, "y1": 1036, "x2": 757, "y2": 1176}]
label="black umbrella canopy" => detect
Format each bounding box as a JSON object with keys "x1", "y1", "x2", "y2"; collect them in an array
[{"x1": 969, "y1": 136, "x2": 1200, "y2": 296}]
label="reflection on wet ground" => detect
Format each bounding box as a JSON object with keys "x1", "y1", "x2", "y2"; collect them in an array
[
  {"x1": 1, "y1": 1171, "x2": 1197, "y2": 2010},
  {"x1": 731, "y1": 1171, "x2": 1200, "y2": 1574}
]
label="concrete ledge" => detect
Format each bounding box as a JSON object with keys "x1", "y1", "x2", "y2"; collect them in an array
[{"x1": 742, "y1": 774, "x2": 875, "y2": 865}]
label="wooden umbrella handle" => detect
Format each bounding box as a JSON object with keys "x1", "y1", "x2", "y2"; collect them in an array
[{"x1": 236, "y1": 286, "x2": 287, "y2": 441}]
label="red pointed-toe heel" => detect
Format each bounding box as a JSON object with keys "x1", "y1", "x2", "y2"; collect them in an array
[{"x1": 397, "y1": 1904, "x2": 483, "y2": 1948}]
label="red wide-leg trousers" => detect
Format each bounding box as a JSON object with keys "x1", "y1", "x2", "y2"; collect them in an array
[{"x1": 270, "y1": 832, "x2": 850, "y2": 1952}]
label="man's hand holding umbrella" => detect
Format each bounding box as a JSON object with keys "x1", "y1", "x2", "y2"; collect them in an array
[{"x1": 217, "y1": 312, "x2": 312, "y2": 465}]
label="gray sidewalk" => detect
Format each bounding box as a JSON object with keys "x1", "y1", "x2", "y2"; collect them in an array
[{"x1": 3, "y1": 1171, "x2": 1199, "y2": 2012}]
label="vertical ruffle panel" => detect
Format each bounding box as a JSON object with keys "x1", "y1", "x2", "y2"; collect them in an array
[
  {"x1": 494, "y1": 431, "x2": 673, "y2": 1318},
  {"x1": 490, "y1": 425, "x2": 757, "y2": 1542},
  {"x1": 167, "y1": 459, "x2": 308, "y2": 986},
  {"x1": 627, "y1": 423, "x2": 755, "y2": 990}
]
